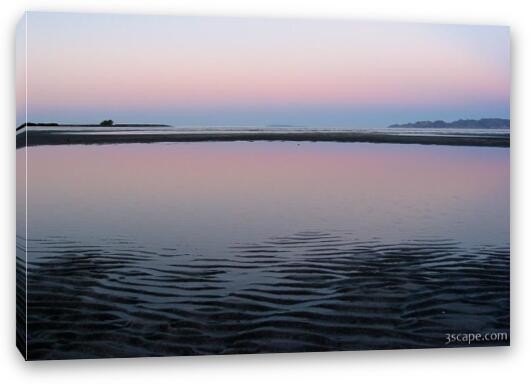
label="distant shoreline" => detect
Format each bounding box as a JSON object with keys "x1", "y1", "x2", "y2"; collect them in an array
[
  {"x1": 16, "y1": 130, "x2": 509, "y2": 148},
  {"x1": 388, "y1": 118, "x2": 510, "y2": 129},
  {"x1": 16, "y1": 123, "x2": 171, "y2": 131}
]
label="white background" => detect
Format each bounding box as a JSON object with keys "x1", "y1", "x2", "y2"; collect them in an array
[{"x1": 0, "y1": 1, "x2": 528, "y2": 383}]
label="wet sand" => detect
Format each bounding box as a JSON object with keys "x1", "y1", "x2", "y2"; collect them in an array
[
  {"x1": 18, "y1": 232, "x2": 509, "y2": 360},
  {"x1": 16, "y1": 130, "x2": 509, "y2": 148}
]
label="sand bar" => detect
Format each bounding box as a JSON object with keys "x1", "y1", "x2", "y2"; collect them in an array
[{"x1": 16, "y1": 129, "x2": 509, "y2": 148}]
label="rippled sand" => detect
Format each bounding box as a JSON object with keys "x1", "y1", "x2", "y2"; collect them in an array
[{"x1": 17, "y1": 231, "x2": 509, "y2": 360}]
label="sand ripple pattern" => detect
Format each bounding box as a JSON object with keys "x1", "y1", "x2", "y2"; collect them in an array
[{"x1": 20, "y1": 232, "x2": 509, "y2": 360}]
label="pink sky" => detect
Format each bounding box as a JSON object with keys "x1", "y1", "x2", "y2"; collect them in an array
[{"x1": 17, "y1": 13, "x2": 510, "y2": 127}]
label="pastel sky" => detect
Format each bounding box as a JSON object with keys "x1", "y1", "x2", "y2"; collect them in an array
[{"x1": 16, "y1": 12, "x2": 510, "y2": 127}]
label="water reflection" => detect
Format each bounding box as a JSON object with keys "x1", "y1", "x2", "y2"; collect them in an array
[
  {"x1": 22, "y1": 142, "x2": 509, "y2": 248},
  {"x1": 17, "y1": 142, "x2": 510, "y2": 359}
]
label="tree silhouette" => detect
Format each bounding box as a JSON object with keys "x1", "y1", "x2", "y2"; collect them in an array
[{"x1": 100, "y1": 119, "x2": 114, "y2": 126}]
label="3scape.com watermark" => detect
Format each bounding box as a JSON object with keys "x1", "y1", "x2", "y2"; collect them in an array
[{"x1": 445, "y1": 332, "x2": 508, "y2": 345}]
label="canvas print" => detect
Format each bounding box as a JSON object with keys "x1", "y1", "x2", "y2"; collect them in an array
[{"x1": 16, "y1": 12, "x2": 510, "y2": 360}]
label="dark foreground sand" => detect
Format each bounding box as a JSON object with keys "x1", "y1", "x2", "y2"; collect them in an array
[
  {"x1": 18, "y1": 232, "x2": 509, "y2": 359},
  {"x1": 16, "y1": 130, "x2": 509, "y2": 148}
]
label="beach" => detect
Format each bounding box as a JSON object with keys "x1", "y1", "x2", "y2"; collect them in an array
[
  {"x1": 17, "y1": 129, "x2": 510, "y2": 148},
  {"x1": 15, "y1": 12, "x2": 511, "y2": 361},
  {"x1": 17, "y1": 141, "x2": 510, "y2": 358}
]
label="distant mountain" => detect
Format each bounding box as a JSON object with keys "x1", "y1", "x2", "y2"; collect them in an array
[{"x1": 388, "y1": 118, "x2": 510, "y2": 129}]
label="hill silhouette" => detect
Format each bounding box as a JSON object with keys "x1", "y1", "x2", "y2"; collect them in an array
[{"x1": 389, "y1": 118, "x2": 509, "y2": 129}]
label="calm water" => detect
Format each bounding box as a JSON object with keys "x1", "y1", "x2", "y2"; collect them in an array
[{"x1": 17, "y1": 142, "x2": 510, "y2": 359}]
